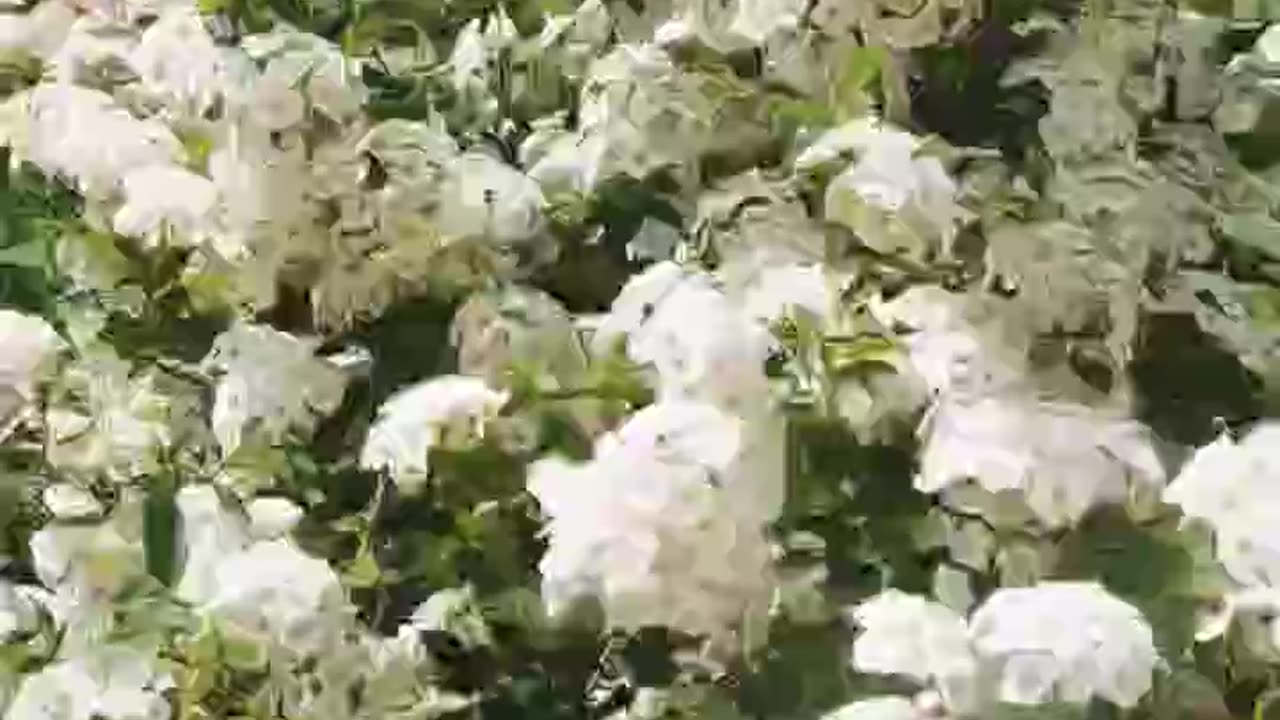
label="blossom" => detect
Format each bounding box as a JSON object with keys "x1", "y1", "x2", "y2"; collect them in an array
[
  {"x1": 918, "y1": 393, "x2": 1166, "y2": 529},
  {"x1": 173, "y1": 485, "x2": 250, "y2": 604},
  {"x1": 42, "y1": 483, "x2": 103, "y2": 520},
  {"x1": 1197, "y1": 588, "x2": 1280, "y2": 662},
  {"x1": 27, "y1": 492, "x2": 149, "y2": 647},
  {"x1": 203, "y1": 323, "x2": 349, "y2": 456},
  {"x1": 246, "y1": 72, "x2": 306, "y2": 130},
  {"x1": 4, "y1": 644, "x2": 173, "y2": 720},
  {"x1": 25, "y1": 84, "x2": 181, "y2": 198},
  {"x1": 44, "y1": 15, "x2": 137, "y2": 85},
  {"x1": 245, "y1": 27, "x2": 366, "y2": 121},
  {"x1": 112, "y1": 165, "x2": 218, "y2": 245},
  {"x1": 867, "y1": 286, "x2": 1025, "y2": 398},
  {"x1": 1162, "y1": 423, "x2": 1280, "y2": 587},
  {"x1": 716, "y1": 246, "x2": 842, "y2": 327},
  {"x1": 819, "y1": 697, "x2": 923, "y2": 720},
  {"x1": 660, "y1": 0, "x2": 804, "y2": 52},
  {"x1": 851, "y1": 590, "x2": 979, "y2": 713},
  {"x1": 435, "y1": 152, "x2": 545, "y2": 244},
  {"x1": 0, "y1": 309, "x2": 60, "y2": 439},
  {"x1": 592, "y1": 261, "x2": 775, "y2": 413},
  {"x1": 529, "y1": 44, "x2": 713, "y2": 190},
  {"x1": 44, "y1": 352, "x2": 173, "y2": 481},
  {"x1": 968, "y1": 582, "x2": 1159, "y2": 708},
  {"x1": 849, "y1": 583, "x2": 1159, "y2": 713},
  {"x1": 0, "y1": 0, "x2": 75, "y2": 60},
  {"x1": 202, "y1": 538, "x2": 350, "y2": 656},
  {"x1": 528, "y1": 400, "x2": 776, "y2": 641},
  {"x1": 407, "y1": 586, "x2": 492, "y2": 648},
  {"x1": 245, "y1": 496, "x2": 304, "y2": 540},
  {"x1": 359, "y1": 375, "x2": 509, "y2": 493},
  {"x1": 0, "y1": 580, "x2": 45, "y2": 643},
  {"x1": 800, "y1": 119, "x2": 966, "y2": 258},
  {"x1": 128, "y1": 5, "x2": 228, "y2": 114}
]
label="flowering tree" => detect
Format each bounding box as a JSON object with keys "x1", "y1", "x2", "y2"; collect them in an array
[{"x1": 0, "y1": 0, "x2": 1279, "y2": 717}]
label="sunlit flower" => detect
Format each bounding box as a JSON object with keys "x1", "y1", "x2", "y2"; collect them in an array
[{"x1": 359, "y1": 375, "x2": 509, "y2": 493}]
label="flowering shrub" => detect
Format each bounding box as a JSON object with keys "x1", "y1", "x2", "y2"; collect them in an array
[{"x1": 1, "y1": 0, "x2": 1280, "y2": 717}]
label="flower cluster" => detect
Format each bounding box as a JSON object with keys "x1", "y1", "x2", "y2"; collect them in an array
[
  {"x1": 0, "y1": 0, "x2": 1278, "y2": 717},
  {"x1": 834, "y1": 583, "x2": 1160, "y2": 718}
]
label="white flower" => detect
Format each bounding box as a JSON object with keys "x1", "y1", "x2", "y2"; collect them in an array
[
  {"x1": 0, "y1": 309, "x2": 59, "y2": 395},
  {"x1": 244, "y1": 28, "x2": 366, "y2": 122},
  {"x1": 820, "y1": 697, "x2": 921, "y2": 720},
  {"x1": 528, "y1": 400, "x2": 776, "y2": 641},
  {"x1": 446, "y1": 18, "x2": 498, "y2": 119},
  {"x1": 45, "y1": 352, "x2": 172, "y2": 480},
  {"x1": 918, "y1": 393, "x2": 1165, "y2": 529},
  {"x1": 1160, "y1": 424, "x2": 1280, "y2": 586},
  {"x1": 592, "y1": 261, "x2": 775, "y2": 413},
  {"x1": 174, "y1": 485, "x2": 250, "y2": 604},
  {"x1": 802, "y1": 119, "x2": 966, "y2": 257},
  {"x1": 246, "y1": 497, "x2": 304, "y2": 540},
  {"x1": 726, "y1": 0, "x2": 804, "y2": 44},
  {"x1": 407, "y1": 586, "x2": 492, "y2": 648},
  {"x1": 247, "y1": 72, "x2": 306, "y2": 130},
  {"x1": 968, "y1": 582, "x2": 1159, "y2": 708},
  {"x1": 4, "y1": 644, "x2": 173, "y2": 720},
  {"x1": 28, "y1": 495, "x2": 147, "y2": 637},
  {"x1": 359, "y1": 375, "x2": 509, "y2": 493},
  {"x1": 44, "y1": 15, "x2": 137, "y2": 85},
  {"x1": 663, "y1": 0, "x2": 803, "y2": 52},
  {"x1": 0, "y1": 1, "x2": 75, "y2": 60},
  {"x1": 0, "y1": 580, "x2": 45, "y2": 643},
  {"x1": 796, "y1": 117, "x2": 911, "y2": 170},
  {"x1": 867, "y1": 286, "x2": 1025, "y2": 398},
  {"x1": 206, "y1": 129, "x2": 309, "y2": 254},
  {"x1": 1164, "y1": 428, "x2": 1265, "y2": 525},
  {"x1": 202, "y1": 538, "x2": 349, "y2": 656},
  {"x1": 1208, "y1": 588, "x2": 1280, "y2": 662},
  {"x1": 849, "y1": 584, "x2": 1158, "y2": 713},
  {"x1": 128, "y1": 5, "x2": 228, "y2": 114},
  {"x1": 360, "y1": 627, "x2": 432, "y2": 714},
  {"x1": 851, "y1": 590, "x2": 979, "y2": 714},
  {"x1": 112, "y1": 165, "x2": 218, "y2": 245},
  {"x1": 25, "y1": 84, "x2": 181, "y2": 198},
  {"x1": 204, "y1": 323, "x2": 349, "y2": 456},
  {"x1": 736, "y1": 261, "x2": 837, "y2": 325},
  {"x1": 0, "y1": 309, "x2": 59, "y2": 438},
  {"x1": 436, "y1": 152, "x2": 545, "y2": 243},
  {"x1": 42, "y1": 483, "x2": 103, "y2": 520},
  {"x1": 526, "y1": 128, "x2": 609, "y2": 195},
  {"x1": 530, "y1": 45, "x2": 712, "y2": 189}
]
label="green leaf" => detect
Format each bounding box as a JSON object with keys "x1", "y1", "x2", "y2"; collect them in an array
[
  {"x1": 343, "y1": 548, "x2": 382, "y2": 588},
  {"x1": 0, "y1": 239, "x2": 49, "y2": 270},
  {"x1": 1150, "y1": 667, "x2": 1230, "y2": 720},
  {"x1": 1220, "y1": 212, "x2": 1280, "y2": 257},
  {"x1": 831, "y1": 45, "x2": 886, "y2": 121},
  {"x1": 220, "y1": 623, "x2": 269, "y2": 671},
  {"x1": 143, "y1": 477, "x2": 179, "y2": 587}
]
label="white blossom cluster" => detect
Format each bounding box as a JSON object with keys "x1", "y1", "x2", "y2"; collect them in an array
[
  {"x1": 1, "y1": 479, "x2": 464, "y2": 720},
  {"x1": 827, "y1": 583, "x2": 1160, "y2": 719},
  {"x1": 1, "y1": 0, "x2": 1279, "y2": 715},
  {"x1": 872, "y1": 286, "x2": 1167, "y2": 530},
  {"x1": 1164, "y1": 423, "x2": 1280, "y2": 661},
  {"x1": 526, "y1": 255, "x2": 839, "y2": 642}
]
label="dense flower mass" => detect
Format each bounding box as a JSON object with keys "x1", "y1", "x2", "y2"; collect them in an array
[
  {"x1": 849, "y1": 583, "x2": 1160, "y2": 714},
  {"x1": 528, "y1": 400, "x2": 776, "y2": 641},
  {"x1": 0, "y1": 0, "x2": 1278, "y2": 716}
]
